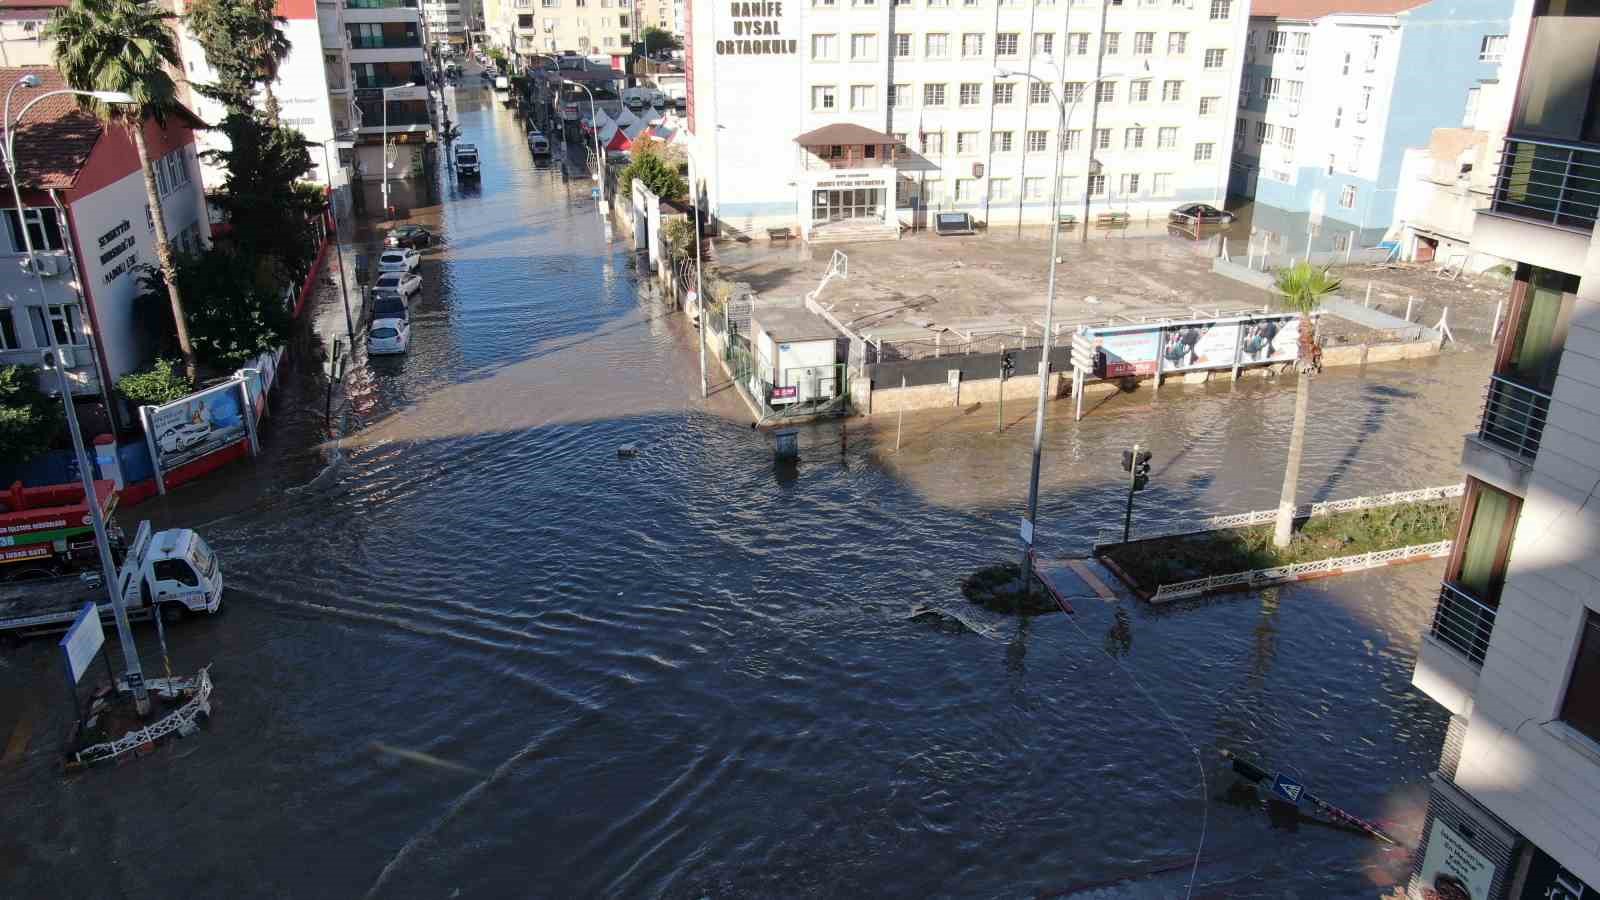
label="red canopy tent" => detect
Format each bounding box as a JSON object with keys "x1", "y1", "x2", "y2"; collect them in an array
[{"x1": 605, "y1": 130, "x2": 632, "y2": 152}]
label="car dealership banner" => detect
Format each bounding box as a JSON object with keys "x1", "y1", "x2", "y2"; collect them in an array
[
  {"x1": 138, "y1": 377, "x2": 260, "y2": 493},
  {"x1": 1077, "y1": 312, "x2": 1312, "y2": 379}
]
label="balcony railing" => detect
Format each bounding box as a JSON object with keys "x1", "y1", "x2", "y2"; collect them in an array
[
  {"x1": 1491, "y1": 138, "x2": 1600, "y2": 231},
  {"x1": 346, "y1": 0, "x2": 418, "y2": 8},
  {"x1": 1431, "y1": 582, "x2": 1497, "y2": 667},
  {"x1": 349, "y1": 35, "x2": 421, "y2": 49},
  {"x1": 1479, "y1": 374, "x2": 1550, "y2": 461}
]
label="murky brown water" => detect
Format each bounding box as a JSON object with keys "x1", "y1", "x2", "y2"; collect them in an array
[{"x1": 0, "y1": 79, "x2": 1495, "y2": 898}]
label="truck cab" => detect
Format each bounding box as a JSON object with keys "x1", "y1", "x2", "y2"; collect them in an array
[
  {"x1": 119, "y1": 522, "x2": 224, "y2": 620},
  {"x1": 455, "y1": 143, "x2": 480, "y2": 177}
]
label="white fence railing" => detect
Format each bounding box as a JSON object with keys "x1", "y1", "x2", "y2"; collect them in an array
[
  {"x1": 1150, "y1": 540, "x2": 1453, "y2": 603},
  {"x1": 1097, "y1": 483, "x2": 1463, "y2": 548},
  {"x1": 74, "y1": 667, "x2": 213, "y2": 766}
]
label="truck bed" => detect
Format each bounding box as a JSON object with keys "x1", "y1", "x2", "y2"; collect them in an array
[{"x1": 0, "y1": 578, "x2": 150, "y2": 636}]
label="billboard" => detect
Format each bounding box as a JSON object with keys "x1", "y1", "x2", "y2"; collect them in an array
[
  {"x1": 1082, "y1": 312, "x2": 1309, "y2": 380},
  {"x1": 1417, "y1": 821, "x2": 1495, "y2": 900},
  {"x1": 1239, "y1": 315, "x2": 1301, "y2": 365},
  {"x1": 140, "y1": 378, "x2": 257, "y2": 489},
  {"x1": 1096, "y1": 329, "x2": 1161, "y2": 377},
  {"x1": 1161, "y1": 323, "x2": 1241, "y2": 372},
  {"x1": 59, "y1": 602, "x2": 104, "y2": 684}
]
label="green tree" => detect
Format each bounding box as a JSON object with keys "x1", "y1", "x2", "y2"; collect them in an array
[
  {"x1": 48, "y1": 0, "x2": 198, "y2": 381},
  {"x1": 136, "y1": 249, "x2": 291, "y2": 369},
  {"x1": 642, "y1": 27, "x2": 681, "y2": 55},
  {"x1": 182, "y1": 0, "x2": 290, "y2": 118},
  {"x1": 1271, "y1": 262, "x2": 1341, "y2": 548},
  {"x1": 618, "y1": 152, "x2": 686, "y2": 201},
  {"x1": 204, "y1": 114, "x2": 320, "y2": 282},
  {"x1": 116, "y1": 358, "x2": 193, "y2": 407},
  {"x1": 0, "y1": 365, "x2": 64, "y2": 464}
]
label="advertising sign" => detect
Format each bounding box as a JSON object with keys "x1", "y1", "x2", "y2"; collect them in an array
[
  {"x1": 1519, "y1": 845, "x2": 1594, "y2": 900},
  {"x1": 1161, "y1": 322, "x2": 1242, "y2": 372},
  {"x1": 141, "y1": 379, "x2": 252, "y2": 481},
  {"x1": 770, "y1": 385, "x2": 798, "y2": 405},
  {"x1": 1239, "y1": 315, "x2": 1301, "y2": 365},
  {"x1": 1096, "y1": 329, "x2": 1161, "y2": 377},
  {"x1": 1418, "y1": 821, "x2": 1495, "y2": 900},
  {"x1": 59, "y1": 602, "x2": 104, "y2": 684}
]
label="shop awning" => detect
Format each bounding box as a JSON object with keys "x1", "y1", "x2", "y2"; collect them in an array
[{"x1": 794, "y1": 123, "x2": 899, "y2": 146}]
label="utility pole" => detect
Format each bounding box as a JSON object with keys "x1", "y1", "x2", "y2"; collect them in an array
[
  {"x1": 997, "y1": 350, "x2": 1014, "y2": 432},
  {"x1": 1120, "y1": 443, "x2": 1151, "y2": 543},
  {"x1": 691, "y1": 157, "x2": 708, "y2": 399}
]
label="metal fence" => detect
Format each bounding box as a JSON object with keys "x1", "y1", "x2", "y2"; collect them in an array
[
  {"x1": 1478, "y1": 374, "x2": 1550, "y2": 462},
  {"x1": 1097, "y1": 483, "x2": 1464, "y2": 547},
  {"x1": 1150, "y1": 540, "x2": 1453, "y2": 603},
  {"x1": 1491, "y1": 138, "x2": 1600, "y2": 231},
  {"x1": 1430, "y1": 582, "x2": 1498, "y2": 668}
]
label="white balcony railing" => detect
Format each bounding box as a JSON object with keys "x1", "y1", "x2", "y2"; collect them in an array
[
  {"x1": 1431, "y1": 582, "x2": 1497, "y2": 667},
  {"x1": 1479, "y1": 373, "x2": 1550, "y2": 461}
]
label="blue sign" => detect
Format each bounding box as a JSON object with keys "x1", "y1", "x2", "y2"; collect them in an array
[
  {"x1": 591, "y1": 187, "x2": 601, "y2": 200},
  {"x1": 1270, "y1": 772, "x2": 1305, "y2": 804}
]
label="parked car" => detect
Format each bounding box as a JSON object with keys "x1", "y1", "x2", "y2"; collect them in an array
[
  {"x1": 384, "y1": 224, "x2": 433, "y2": 248},
  {"x1": 372, "y1": 295, "x2": 408, "y2": 322},
  {"x1": 1168, "y1": 203, "x2": 1235, "y2": 226},
  {"x1": 158, "y1": 422, "x2": 211, "y2": 454},
  {"x1": 373, "y1": 271, "x2": 422, "y2": 301},
  {"x1": 527, "y1": 131, "x2": 551, "y2": 156},
  {"x1": 379, "y1": 248, "x2": 421, "y2": 272},
  {"x1": 368, "y1": 316, "x2": 411, "y2": 355}
]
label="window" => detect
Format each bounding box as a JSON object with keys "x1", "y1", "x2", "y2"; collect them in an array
[
  {"x1": 1102, "y1": 32, "x2": 1119, "y2": 56},
  {"x1": 1157, "y1": 126, "x2": 1178, "y2": 149},
  {"x1": 992, "y1": 131, "x2": 1013, "y2": 152},
  {"x1": 1152, "y1": 172, "x2": 1172, "y2": 195},
  {"x1": 959, "y1": 82, "x2": 982, "y2": 106},
  {"x1": 155, "y1": 157, "x2": 169, "y2": 196},
  {"x1": 851, "y1": 33, "x2": 876, "y2": 60},
  {"x1": 1266, "y1": 31, "x2": 1286, "y2": 54},
  {"x1": 1064, "y1": 129, "x2": 1082, "y2": 150},
  {"x1": 1034, "y1": 33, "x2": 1054, "y2": 56},
  {"x1": 994, "y1": 82, "x2": 1015, "y2": 105},
  {"x1": 851, "y1": 85, "x2": 875, "y2": 109},
  {"x1": 923, "y1": 180, "x2": 944, "y2": 204},
  {"x1": 1262, "y1": 77, "x2": 1280, "y2": 101},
  {"x1": 1167, "y1": 32, "x2": 1186, "y2": 55},
  {"x1": 28, "y1": 303, "x2": 85, "y2": 347},
  {"x1": 1130, "y1": 80, "x2": 1150, "y2": 103},
  {"x1": 889, "y1": 83, "x2": 909, "y2": 108},
  {"x1": 924, "y1": 83, "x2": 946, "y2": 106},
  {"x1": 1064, "y1": 82, "x2": 1086, "y2": 103},
  {"x1": 1334, "y1": 105, "x2": 1343, "y2": 128},
  {"x1": 893, "y1": 33, "x2": 910, "y2": 57},
  {"x1": 1194, "y1": 142, "x2": 1214, "y2": 161},
  {"x1": 1279, "y1": 126, "x2": 1296, "y2": 151},
  {"x1": 957, "y1": 131, "x2": 979, "y2": 153},
  {"x1": 1198, "y1": 96, "x2": 1218, "y2": 116},
  {"x1": 1342, "y1": 51, "x2": 1351, "y2": 76},
  {"x1": 1134, "y1": 32, "x2": 1153, "y2": 55},
  {"x1": 1030, "y1": 82, "x2": 1052, "y2": 104},
  {"x1": 955, "y1": 178, "x2": 979, "y2": 202},
  {"x1": 1327, "y1": 153, "x2": 1336, "y2": 175},
  {"x1": 1478, "y1": 34, "x2": 1507, "y2": 63},
  {"x1": 1339, "y1": 184, "x2": 1357, "y2": 208},
  {"x1": 1094, "y1": 128, "x2": 1110, "y2": 149},
  {"x1": 1069, "y1": 33, "x2": 1089, "y2": 55},
  {"x1": 1124, "y1": 126, "x2": 1144, "y2": 149},
  {"x1": 1087, "y1": 174, "x2": 1105, "y2": 196},
  {"x1": 1203, "y1": 48, "x2": 1225, "y2": 68},
  {"x1": 1027, "y1": 130, "x2": 1048, "y2": 152},
  {"x1": 4, "y1": 207, "x2": 65, "y2": 252},
  {"x1": 1256, "y1": 121, "x2": 1273, "y2": 144},
  {"x1": 1293, "y1": 32, "x2": 1309, "y2": 56},
  {"x1": 921, "y1": 131, "x2": 944, "y2": 154},
  {"x1": 1162, "y1": 80, "x2": 1182, "y2": 102},
  {"x1": 997, "y1": 33, "x2": 1019, "y2": 56},
  {"x1": 811, "y1": 34, "x2": 836, "y2": 60},
  {"x1": 1239, "y1": 82, "x2": 1250, "y2": 107},
  {"x1": 926, "y1": 33, "x2": 948, "y2": 58},
  {"x1": 1024, "y1": 177, "x2": 1047, "y2": 200},
  {"x1": 0, "y1": 310, "x2": 17, "y2": 351},
  {"x1": 1367, "y1": 34, "x2": 1381, "y2": 66},
  {"x1": 1287, "y1": 80, "x2": 1303, "y2": 103},
  {"x1": 1096, "y1": 81, "x2": 1115, "y2": 103},
  {"x1": 1463, "y1": 87, "x2": 1480, "y2": 128},
  {"x1": 1349, "y1": 136, "x2": 1363, "y2": 170},
  {"x1": 988, "y1": 178, "x2": 1012, "y2": 201},
  {"x1": 811, "y1": 85, "x2": 837, "y2": 110},
  {"x1": 1120, "y1": 173, "x2": 1140, "y2": 194},
  {"x1": 1209, "y1": 0, "x2": 1228, "y2": 16},
  {"x1": 854, "y1": 0, "x2": 875, "y2": 6},
  {"x1": 1502, "y1": 266, "x2": 1578, "y2": 393},
  {"x1": 1560, "y1": 612, "x2": 1600, "y2": 744},
  {"x1": 1059, "y1": 175, "x2": 1080, "y2": 198},
  {"x1": 962, "y1": 33, "x2": 984, "y2": 57}
]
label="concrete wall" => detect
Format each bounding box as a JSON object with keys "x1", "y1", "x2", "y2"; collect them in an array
[{"x1": 865, "y1": 368, "x2": 1068, "y2": 416}]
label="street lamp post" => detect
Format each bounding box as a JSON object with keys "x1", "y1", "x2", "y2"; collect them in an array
[
  {"x1": 689, "y1": 155, "x2": 707, "y2": 399},
  {"x1": 997, "y1": 67, "x2": 1120, "y2": 594},
  {"x1": 562, "y1": 79, "x2": 612, "y2": 240},
  {"x1": 317, "y1": 137, "x2": 357, "y2": 343},
  {"x1": 2, "y1": 76, "x2": 152, "y2": 715},
  {"x1": 381, "y1": 82, "x2": 416, "y2": 219}
]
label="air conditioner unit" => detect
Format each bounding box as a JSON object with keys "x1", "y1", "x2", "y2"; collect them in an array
[
  {"x1": 18, "y1": 253, "x2": 61, "y2": 277},
  {"x1": 55, "y1": 345, "x2": 75, "y2": 367}
]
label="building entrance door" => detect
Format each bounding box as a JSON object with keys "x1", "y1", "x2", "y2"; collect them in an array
[{"x1": 812, "y1": 187, "x2": 885, "y2": 224}]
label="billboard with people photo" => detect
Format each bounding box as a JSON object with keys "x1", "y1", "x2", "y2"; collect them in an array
[{"x1": 139, "y1": 379, "x2": 257, "y2": 483}]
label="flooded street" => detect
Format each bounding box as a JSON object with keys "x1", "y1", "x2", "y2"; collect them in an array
[{"x1": 0, "y1": 82, "x2": 1495, "y2": 898}]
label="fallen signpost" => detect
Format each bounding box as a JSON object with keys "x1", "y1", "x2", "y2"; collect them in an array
[{"x1": 1221, "y1": 749, "x2": 1406, "y2": 847}]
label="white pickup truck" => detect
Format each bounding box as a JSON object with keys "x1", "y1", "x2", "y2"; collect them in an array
[{"x1": 0, "y1": 521, "x2": 223, "y2": 637}]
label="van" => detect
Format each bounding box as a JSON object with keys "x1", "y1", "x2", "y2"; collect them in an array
[{"x1": 528, "y1": 131, "x2": 551, "y2": 156}]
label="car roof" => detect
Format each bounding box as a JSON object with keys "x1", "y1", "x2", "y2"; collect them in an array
[
  {"x1": 380, "y1": 249, "x2": 407, "y2": 256},
  {"x1": 371, "y1": 316, "x2": 407, "y2": 326}
]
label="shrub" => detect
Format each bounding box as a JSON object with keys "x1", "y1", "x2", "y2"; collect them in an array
[
  {"x1": 117, "y1": 358, "x2": 194, "y2": 407},
  {"x1": 0, "y1": 364, "x2": 63, "y2": 463},
  {"x1": 619, "y1": 152, "x2": 687, "y2": 202}
]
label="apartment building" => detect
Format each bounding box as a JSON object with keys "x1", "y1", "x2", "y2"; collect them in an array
[
  {"x1": 0, "y1": 0, "x2": 61, "y2": 67},
  {"x1": 485, "y1": 0, "x2": 637, "y2": 60},
  {"x1": 1406, "y1": 0, "x2": 1600, "y2": 897},
  {"x1": 422, "y1": 0, "x2": 469, "y2": 50},
  {"x1": 1231, "y1": 0, "x2": 1511, "y2": 250},
  {"x1": 685, "y1": 0, "x2": 1248, "y2": 241},
  {"x1": 639, "y1": 0, "x2": 683, "y2": 34}
]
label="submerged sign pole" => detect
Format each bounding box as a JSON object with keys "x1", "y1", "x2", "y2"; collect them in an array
[{"x1": 59, "y1": 602, "x2": 104, "y2": 732}]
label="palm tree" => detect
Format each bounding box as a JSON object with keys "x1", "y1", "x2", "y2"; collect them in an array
[
  {"x1": 48, "y1": 0, "x2": 197, "y2": 381},
  {"x1": 1271, "y1": 262, "x2": 1341, "y2": 548}
]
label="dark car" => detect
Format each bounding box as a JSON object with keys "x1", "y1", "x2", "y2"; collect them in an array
[
  {"x1": 1168, "y1": 203, "x2": 1235, "y2": 226},
  {"x1": 384, "y1": 224, "x2": 433, "y2": 249},
  {"x1": 372, "y1": 295, "x2": 408, "y2": 322}
]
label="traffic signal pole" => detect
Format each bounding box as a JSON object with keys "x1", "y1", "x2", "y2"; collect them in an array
[
  {"x1": 997, "y1": 357, "x2": 1005, "y2": 432},
  {"x1": 1123, "y1": 442, "x2": 1139, "y2": 543}
]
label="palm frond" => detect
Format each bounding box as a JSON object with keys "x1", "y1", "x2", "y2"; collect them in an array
[{"x1": 1273, "y1": 261, "x2": 1342, "y2": 315}]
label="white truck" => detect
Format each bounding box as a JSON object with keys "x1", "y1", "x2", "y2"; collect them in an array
[
  {"x1": 0, "y1": 521, "x2": 223, "y2": 637},
  {"x1": 454, "y1": 142, "x2": 481, "y2": 177}
]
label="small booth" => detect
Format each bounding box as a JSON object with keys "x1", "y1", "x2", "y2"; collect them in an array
[{"x1": 749, "y1": 306, "x2": 844, "y2": 407}]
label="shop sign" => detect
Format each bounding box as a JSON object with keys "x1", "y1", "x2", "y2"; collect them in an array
[
  {"x1": 716, "y1": 1, "x2": 797, "y2": 55},
  {"x1": 1418, "y1": 821, "x2": 1495, "y2": 900},
  {"x1": 1519, "y1": 846, "x2": 1594, "y2": 900}
]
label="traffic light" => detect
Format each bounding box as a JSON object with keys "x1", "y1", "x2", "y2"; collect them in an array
[
  {"x1": 1120, "y1": 449, "x2": 1134, "y2": 472},
  {"x1": 1002, "y1": 352, "x2": 1016, "y2": 378},
  {"x1": 1132, "y1": 449, "x2": 1152, "y2": 492}
]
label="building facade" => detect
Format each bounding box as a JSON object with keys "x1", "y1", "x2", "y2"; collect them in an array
[
  {"x1": 686, "y1": 0, "x2": 1248, "y2": 241},
  {"x1": 484, "y1": 0, "x2": 637, "y2": 59},
  {"x1": 1231, "y1": 0, "x2": 1511, "y2": 249},
  {"x1": 0, "y1": 69, "x2": 208, "y2": 419},
  {"x1": 1407, "y1": 0, "x2": 1600, "y2": 896},
  {"x1": 0, "y1": 0, "x2": 62, "y2": 68}
]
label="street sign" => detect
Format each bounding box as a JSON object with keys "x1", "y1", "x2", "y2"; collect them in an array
[
  {"x1": 1019, "y1": 518, "x2": 1034, "y2": 545},
  {"x1": 1270, "y1": 772, "x2": 1305, "y2": 804},
  {"x1": 59, "y1": 602, "x2": 104, "y2": 684},
  {"x1": 591, "y1": 186, "x2": 601, "y2": 199}
]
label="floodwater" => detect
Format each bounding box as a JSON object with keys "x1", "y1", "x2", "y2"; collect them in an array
[{"x1": 0, "y1": 78, "x2": 1495, "y2": 898}]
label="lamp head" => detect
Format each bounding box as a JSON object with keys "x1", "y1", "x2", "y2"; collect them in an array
[
  {"x1": 89, "y1": 90, "x2": 137, "y2": 105},
  {"x1": 17, "y1": 74, "x2": 42, "y2": 89}
]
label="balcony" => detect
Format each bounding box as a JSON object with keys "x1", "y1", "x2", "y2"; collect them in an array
[
  {"x1": 1490, "y1": 138, "x2": 1600, "y2": 232},
  {"x1": 346, "y1": 0, "x2": 417, "y2": 7},
  {"x1": 1431, "y1": 582, "x2": 1497, "y2": 668},
  {"x1": 1478, "y1": 374, "x2": 1549, "y2": 462},
  {"x1": 349, "y1": 34, "x2": 421, "y2": 49},
  {"x1": 803, "y1": 148, "x2": 899, "y2": 171}
]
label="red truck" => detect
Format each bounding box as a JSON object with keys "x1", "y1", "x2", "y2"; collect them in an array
[{"x1": 0, "y1": 480, "x2": 120, "y2": 579}]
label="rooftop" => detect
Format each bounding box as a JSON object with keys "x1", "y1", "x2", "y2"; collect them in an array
[
  {"x1": 796, "y1": 123, "x2": 899, "y2": 146},
  {"x1": 753, "y1": 304, "x2": 844, "y2": 343},
  {"x1": 0, "y1": 67, "x2": 104, "y2": 191},
  {"x1": 1250, "y1": 0, "x2": 1427, "y2": 19}
]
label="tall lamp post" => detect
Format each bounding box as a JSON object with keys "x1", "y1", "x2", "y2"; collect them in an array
[
  {"x1": 562, "y1": 80, "x2": 606, "y2": 201},
  {"x1": 689, "y1": 155, "x2": 706, "y2": 399},
  {"x1": 997, "y1": 67, "x2": 1121, "y2": 594},
  {"x1": 381, "y1": 82, "x2": 416, "y2": 219},
  {"x1": 2, "y1": 75, "x2": 152, "y2": 715},
  {"x1": 314, "y1": 135, "x2": 358, "y2": 343}
]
